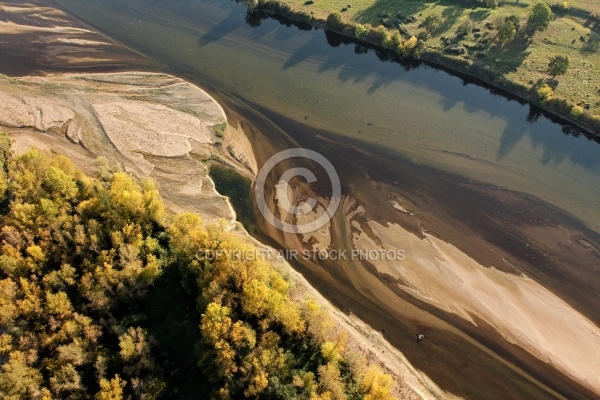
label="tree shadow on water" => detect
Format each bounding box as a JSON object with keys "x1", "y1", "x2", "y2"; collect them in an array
[
  {"x1": 197, "y1": 8, "x2": 241, "y2": 47},
  {"x1": 497, "y1": 105, "x2": 600, "y2": 168},
  {"x1": 321, "y1": 30, "x2": 421, "y2": 92},
  {"x1": 245, "y1": 11, "x2": 313, "y2": 42}
]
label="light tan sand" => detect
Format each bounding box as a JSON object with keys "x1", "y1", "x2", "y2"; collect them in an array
[
  {"x1": 0, "y1": 20, "x2": 90, "y2": 34},
  {"x1": 0, "y1": 73, "x2": 227, "y2": 175},
  {"x1": 220, "y1": 121, "x2": 257, "y2": 175},
  {"x1": 299, "y1": 204, "x2": 332, "y2": 252},
  {"x1": 53, "y1": 38, "x2": 110, "y2": 46},
  {"x1": 0, "y1": 4, "x2": 53, "y2": 14},
  {"x1": 56, "y1": 56, "x2": 115, "y2": 64},
  {"x1": 352, "y1": 220, "x2": 600, "y2": 394},
  {"x1": 274, "y1": 181, "x2": 333, "y2": 250}
]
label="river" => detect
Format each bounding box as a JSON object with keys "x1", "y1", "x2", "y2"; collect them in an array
[{"x1": 53, "y1": 0, "x2": 600, "y2": 231}]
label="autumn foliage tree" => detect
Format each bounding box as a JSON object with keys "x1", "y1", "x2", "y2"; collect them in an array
[
  {"x1": 0, "y1": 142, "x2": 165, "y2": 399},
  {"x1": 0, "y1": 133, "x2": 396, "y2": 400}
]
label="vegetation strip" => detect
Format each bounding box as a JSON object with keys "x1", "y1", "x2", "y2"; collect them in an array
[{"x1": 246, "y1": 0, "x2": 600, "y2": 136}]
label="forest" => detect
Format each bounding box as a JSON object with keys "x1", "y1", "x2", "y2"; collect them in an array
[{"x1": 0, "y1": 133, "x2": 394, "y2": 400}]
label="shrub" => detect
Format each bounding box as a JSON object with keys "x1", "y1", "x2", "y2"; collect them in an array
[
  {"x1": 214, "y1": 122, "x2": 227, "y2": 138},
  {"x1": 370, "y1": 25, "x2": 389, "y2": 43},
  {"x1": 397, "y1": 36, "x2": 419, "y2": 57},
  {"x1": 422, "y1": 14, "x2": 442, "y2": 35},
  {"x1": 354, "y1": 23, "x2": 367, "y2": 38},
  {"x1": 570, "y1": 105, "x2": 584, "y2": 118},
  {"x1": 537, "y1": 84, "x2": 554, "y2": 103},
  {"x1": 481, "y1": 0, "x2": 498, "y2": 8},
  {"x1": 326, "y1": 12, "x2": 343, "y2": 30},
  {"x1": 445, "y1": 44, "x2": 467, "y2": 55}
]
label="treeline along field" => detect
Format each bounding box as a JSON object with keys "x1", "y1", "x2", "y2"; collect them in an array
[{"x1": 247, "y1": 0, "x2": 600, "y2": 135}]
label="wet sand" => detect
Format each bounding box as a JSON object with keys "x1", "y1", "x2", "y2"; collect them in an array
[
  {"x1": 239, "y1": 101, "x2": 600, "y2": 400},
  {"x1": 0, "y1": 1, "x2": 155, "y2": 75}
]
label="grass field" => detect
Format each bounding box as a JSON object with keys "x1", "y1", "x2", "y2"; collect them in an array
[{"x1": 272, "y1": 0, "x2": 600, "y2": 129}]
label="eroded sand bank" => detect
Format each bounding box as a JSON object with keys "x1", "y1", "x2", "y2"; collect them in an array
[{"x1": 0, "y1": 70, "x2": 256, "y2": 222}]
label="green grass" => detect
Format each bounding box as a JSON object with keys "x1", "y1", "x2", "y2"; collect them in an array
[
  {"x1": 542, "y1": 0, "x2": 600, "y2": 16},
  {"x1": 274, "y1": 0, "x2": 600, "y2": 126},
  {"x1": 213, "y1": 121, "x2": 227, "y2": 138}
]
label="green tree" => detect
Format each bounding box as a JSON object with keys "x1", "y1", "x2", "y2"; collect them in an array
[
  {"x1": 497, "y1": 15, "x2": 520, "y2": 45},
  {"x1": 498, "y1": 21, "x2": 517, "y2": 45},
  {"x1": 326, "y1": 12, "x2": 343, "y2": 31},
  {"x1": 422, "y1": 14, "x2": 442, "y2": 35},
  {"x1": 526, "y1": 3, "x2": 553, "y2": 35},
  {"x1": 354, "y1": 24, "x2": 367, "y2": 38},
  {"x1": 547, "y1": 55, "x2": 569, "y2": 78}
]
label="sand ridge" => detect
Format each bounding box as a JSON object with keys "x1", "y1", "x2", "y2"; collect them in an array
[
  {"x1": 0, "y1": 0, "x2": 154, "y2": 75},
  {"x1": 0, "y1": 72, "x2": 226, "y2": 174},
  {"x1": 0, "y1": 20, "x2": 90, "y2": 34},
  {"x1": 351, "y1": 219, "x2": 600, "y2": 394}
]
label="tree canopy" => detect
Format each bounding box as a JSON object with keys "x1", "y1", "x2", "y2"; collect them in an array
[
  {"x1": 526, "y1": 3, "x2": 553, "y2": 35},
  {"x1": 547, "y1": 55, "x2": 569, "y2": 78},
  {"x1": 497, "y1": 15, "x2": 520, "y2": 45},
  {"x1": 0, "y1": 133, "x2": 395, "y2": 400}
]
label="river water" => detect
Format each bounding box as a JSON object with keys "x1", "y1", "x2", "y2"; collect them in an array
[
  {"x1": 54, "y1": 0, "x2": 600, "y2": 232},
  {"x1": 52, "y1": 0, "x2": 600, "y2": 398}
]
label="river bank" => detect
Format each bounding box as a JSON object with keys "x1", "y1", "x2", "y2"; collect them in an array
[
  {"x1": 250, "y1": 0, "x2": 600, "y2": 139},
  {"x1": 0, "y1": 2, "x2": 450, "y2": 398}
]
